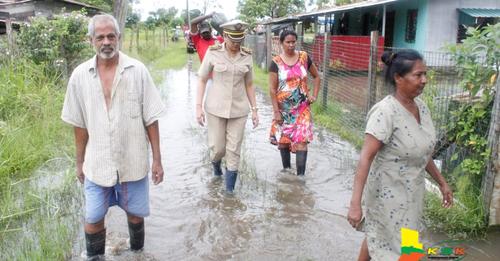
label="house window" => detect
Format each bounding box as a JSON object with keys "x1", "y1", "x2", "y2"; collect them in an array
[{"x1": 405, "y1": 9, "x2": 418, "y2": 43}]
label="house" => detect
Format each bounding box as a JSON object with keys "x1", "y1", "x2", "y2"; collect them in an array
[
  {"x1": 0, "y1": 0, "x2": 101, "y2": 34},
  {"x1": 265, "y1": 0, "x2": 500, "y2": 53}
]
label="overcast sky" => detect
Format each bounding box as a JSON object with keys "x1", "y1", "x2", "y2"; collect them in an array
[{"x1": 134, "y1": 0, "x2": 239, "y2": 21}]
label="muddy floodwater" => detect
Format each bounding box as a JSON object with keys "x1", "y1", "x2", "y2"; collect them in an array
[{"x1": 70, "y1": 59, "x2": 500, "y2": 260}]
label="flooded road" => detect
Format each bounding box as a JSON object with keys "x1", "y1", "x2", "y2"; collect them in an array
[{"x1": 71, "y1": 58, "x2": 499, "y2": 260}]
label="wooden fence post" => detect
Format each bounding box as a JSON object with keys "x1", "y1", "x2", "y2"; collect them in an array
[
  {"x1": 482, "y1": 77, "x2": 500, "y2": 226},
  {"x1": 296, "y1": 22, "x2": 302, "y2": 51},
  {"x1": 321, "y1": 27, "x2": 330, "y2": 109},
  {"x1": 266, "y1": 25, "x2": 272, "y2": 72},
  {"x1": 6, "y1": 18, "x2": 13, "y2": 56},
  {"x1": 365, "y1": 30, "x2": 379, "y2": 113}
]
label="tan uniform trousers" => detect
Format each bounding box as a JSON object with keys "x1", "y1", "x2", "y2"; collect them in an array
[{"x1": 206, "y1": 112, "x2": 247, "y2": 171}]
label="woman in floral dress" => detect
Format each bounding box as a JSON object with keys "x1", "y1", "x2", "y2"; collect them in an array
[
  {"x1": 269, "y1": 30, "x2": 320, "y2": 176},
  {"x1": 347, "y1": 49, "x2": 453, "y2": 260}
]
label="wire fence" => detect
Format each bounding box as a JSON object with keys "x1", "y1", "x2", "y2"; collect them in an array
[{"x1": 244, "y1": 33, "x2": 495, "y2": 176}]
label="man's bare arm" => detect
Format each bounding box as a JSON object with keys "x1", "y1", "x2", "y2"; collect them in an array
[{"x1": 74, "y1": 127, "x2": 88, "y2": 184}]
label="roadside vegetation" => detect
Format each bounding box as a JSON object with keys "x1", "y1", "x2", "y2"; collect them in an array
[
  {"x1": 424, "y1": 23, "x2": 499, "y2": 239},
  {"x1": 0, "y1": 11, "x2": 187, "y2": 259},
  {"x1": 0, "y1": 12, "x2": 89, "y2": 259}
]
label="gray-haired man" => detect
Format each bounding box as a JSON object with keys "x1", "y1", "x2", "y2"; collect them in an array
[{"x1": 61, "y1": 14, "x2": 165, "y2": 259}]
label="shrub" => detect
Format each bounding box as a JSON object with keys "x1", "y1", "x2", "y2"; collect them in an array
[{"x1": 16, "y1": 11, "x2": 93, "y2": 76}]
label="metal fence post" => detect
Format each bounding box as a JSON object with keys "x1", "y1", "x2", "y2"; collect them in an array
[
  {"x1": 321, "y1": 32, "x2": 330, "y2": 109},
  {"x1": 266, "y1": 25, "x2": 272, "y2": 72},
  {"x1": 482, "y1": 77, "x2": 500, "y2": 226},
  {"x1": 365, "y1": 30, "x2": 379, "y2": 113}
]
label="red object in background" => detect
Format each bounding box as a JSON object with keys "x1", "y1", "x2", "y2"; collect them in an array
[{"x1": 311, "y1": 35, "x2": 385, "y2": 71}]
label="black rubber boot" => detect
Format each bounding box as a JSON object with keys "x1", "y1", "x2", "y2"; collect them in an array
[
  {"x1": 279, "y1": 148, "x2": 291, "y2": 169},
  {"x1": 212, "y1": 160, "x2": 223, "y2": 176},
  {"x1": 128, "y1": 220, "x2": 145, "y2": 251},
  {"x1": 225, "y1": 170, "x2": 238, "y2": 193},
  {"x1": 85, "y1": 229, "x2": 106, "y2": 259},
  {"x1": 296, "y1": 150, "x2": 308, "y2": 176}
]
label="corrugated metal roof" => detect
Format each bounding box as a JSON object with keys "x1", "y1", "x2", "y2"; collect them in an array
[
  {"x1": 262, "y1": 0, "x2": 398, "y2": 25},
  {"x1": 298, "y1": 0, "x2": 398, "y2": 18},
  {"x1": 459, "y1": 8, "x2": 500, "y2": 18}
]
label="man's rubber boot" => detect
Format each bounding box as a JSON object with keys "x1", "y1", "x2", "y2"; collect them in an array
[
  {"x1": 296, "y1": 150, "x2": 308, "y2": 176},
  {"x1": 225, "y1": 170, "x2": 238, "y2": 193},
  {"x1": 128, "y1": 220, "x2": 145, "y2": 251},
  {"x1": 279, "y1": 148, "x2": 291, "y2": 169},
  {"x1": 85, "y1": 229, "x2": 106, "y2": 259},
  {"x1": 212, "y1": 160, "x2": 223, "y2": 176}
]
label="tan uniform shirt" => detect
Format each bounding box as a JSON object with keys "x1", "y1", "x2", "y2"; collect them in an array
[
  {"x1": 198, "y1": 43, "x2": 253, "y2": 119},
  {"x1": 61, "y1": 52, "x2": 165, "y2": 187}
]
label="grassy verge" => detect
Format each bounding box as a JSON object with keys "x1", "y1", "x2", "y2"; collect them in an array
[
  {"x1": 424, "y1": 192, "x2": 486, "y2": 239},
  {"x1": 123, "y1": 29, "x2": 189, "y2": 83},
  {"x1": 0, "y1": 59, "x2": 79, "y2": 259},
  {"x1": 424, "y1": 173, "x2": 487, "y2": 239}
]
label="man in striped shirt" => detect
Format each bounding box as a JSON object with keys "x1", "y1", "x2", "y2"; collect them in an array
[{"x1": 61, "y1": 14, "x2": 165, "y2": 259}]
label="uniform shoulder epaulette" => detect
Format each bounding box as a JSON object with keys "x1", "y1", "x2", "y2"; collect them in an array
[
  {"x1": 209, "y1": 43, "x2": 222, "y2": 50},
  {"x1": 241, "y1": 46, "x2": 252, "y2": 55}
]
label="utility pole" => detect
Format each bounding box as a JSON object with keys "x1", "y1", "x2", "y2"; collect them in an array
[{"x1": 187, "y1": 0, "x2": 191, "y2": 31}]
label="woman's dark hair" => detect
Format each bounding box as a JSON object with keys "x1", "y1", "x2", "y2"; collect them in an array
[
  {"x1": 381, "y1": 49, "x2": 424, "y2": 86},
  {"x1": 279, "y1": 30, "x2": 297, "y2": 43}
]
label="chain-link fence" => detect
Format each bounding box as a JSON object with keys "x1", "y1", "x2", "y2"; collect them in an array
[{"x1": 244, "y1": 32, "x2": 495, "y2": 176}]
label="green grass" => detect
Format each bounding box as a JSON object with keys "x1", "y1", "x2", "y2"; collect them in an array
[
  {"x1": 424, "y1": 191, "x2": 486, "y2": 239},
  {"x1": 424, "y1": 165, "x2": 488, "y2": 239},
  {"x1": 122, "y1": 28, "x2": 189, "y2": 83},
  {"x1": 253, "y1": 65, "x2": 269, "y2": 93},
  {"x1": 0, "y1": 58, "x2": 80, "y2": 259},
  {"x1": 0, "y1": 29, "x2": 190, "y2": 259}
]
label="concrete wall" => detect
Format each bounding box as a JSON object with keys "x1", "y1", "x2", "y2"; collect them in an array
[
  {"x1": 426, "y1": 0, "x2": 500, "y2": 52},
  {"x1": 391, "y1": 0, "x2": 428, "y2": 50}
]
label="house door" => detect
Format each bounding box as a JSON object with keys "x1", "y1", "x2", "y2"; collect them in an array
[{"x1": 384, "y1": 11, "x2": 395, "y2": 47}]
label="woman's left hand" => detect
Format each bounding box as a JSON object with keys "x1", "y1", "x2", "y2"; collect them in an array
[
  {"x1": 439, "y1": 183, "x2": 453, "y2": 208},
  {"x1": 307, "y1": 95, "x2": 317, "y2": 104},
  {"x1": 252, "y1": 111, "x2": 259, "y2": 129}
]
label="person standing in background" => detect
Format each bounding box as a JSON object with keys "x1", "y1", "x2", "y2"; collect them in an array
[{"x1": 190, "y1": 12, "x2": 224, "y2": 62}]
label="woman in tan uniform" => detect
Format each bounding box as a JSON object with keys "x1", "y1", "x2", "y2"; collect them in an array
[
  {"x1": 347, "y1": 49, "x2": 453, "y2": 260},
  {"x1": 195, "y1": 19, "x2": 259, "y2": 194}
]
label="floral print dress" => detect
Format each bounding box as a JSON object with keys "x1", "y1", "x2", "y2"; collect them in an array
[
  {"x1": 363, "y1": 95, "x2": 437, "y2": 260},
  {"x1": 269, "y1": 51, "x2": 314, "y2": 151}
]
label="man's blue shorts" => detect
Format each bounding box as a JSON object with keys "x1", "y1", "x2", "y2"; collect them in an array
[{"x1": 84, "y1": 176, "x2": 150, "y2": 224}]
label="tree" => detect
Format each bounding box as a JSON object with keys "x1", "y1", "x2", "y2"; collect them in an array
[
  {"x1": 113, "y1": 0, "x2": 129, "y2": 48},
  {"x1": 237, "y1": 0, "x2": 306, "y2": 25},
  {"x1": 201, "y1": 0, "x2": 222, "y2": 14},
  {"x1": 144, "y1": 16, "x2": 157, "y2": 42},
  {"x1": 125, "y1": 12, "x2": 140, "y2": 51},
  {"x1": 156, "y1": 7, "x2": 178, "y2": 47},
  {"x1": 78, "y1": 0, "x2": 113, "y2": 12},
  {"x1": 181, "y1": 9, "x2": 202, "y2": 25},
  {"x1": 316, "y1": 0, "x2": 333, "y2": 9},
  {"x1": 335, "y1": 0, "x2": 365, "y2": 6}
]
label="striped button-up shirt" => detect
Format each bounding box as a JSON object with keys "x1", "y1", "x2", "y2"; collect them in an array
[{"x1": 61, "y1": 52, "x2": 165, "y2": 187}]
